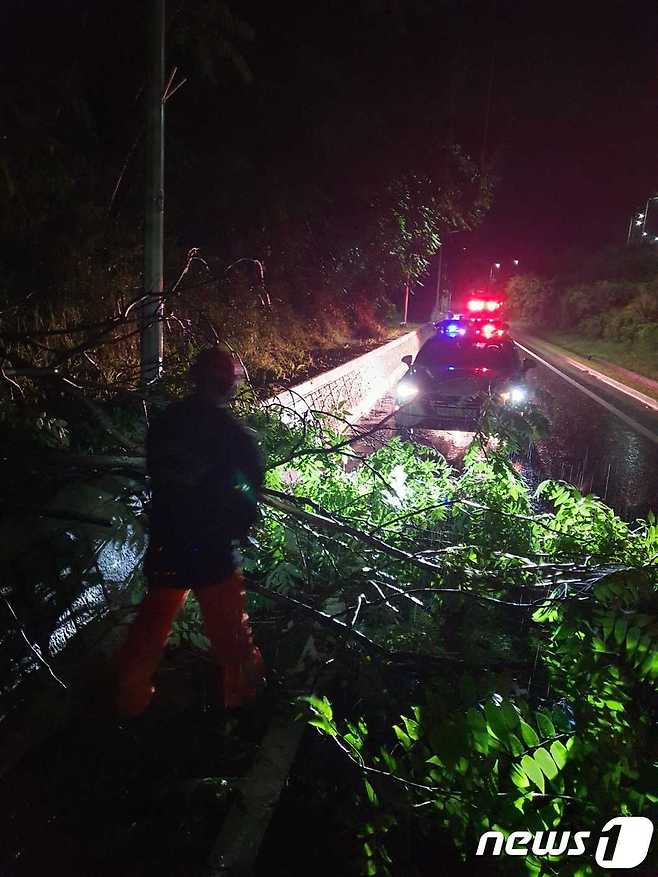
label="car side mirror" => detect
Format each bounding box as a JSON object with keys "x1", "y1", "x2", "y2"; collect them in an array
[
  {"x1": 401, "y1": 355, "x2": 413, "y2": 367},
  {"x1": 523, "y1": 358, "x2": 537, "y2": 372}
]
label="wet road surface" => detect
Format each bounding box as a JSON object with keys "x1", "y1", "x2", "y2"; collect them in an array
[
  {"x1": 351, "y1": 342, "x2": 658, "y2": 520},
  {"x1": 519, "y1": 339, "x2": 658, "y2": 519}
]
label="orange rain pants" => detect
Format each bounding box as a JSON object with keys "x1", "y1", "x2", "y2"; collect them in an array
[{"x1": 115, "y1": 571, "x2": 264, "y2": 717}]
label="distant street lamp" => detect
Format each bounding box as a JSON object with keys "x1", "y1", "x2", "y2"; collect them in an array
[
  {"x1": 641, "y1": 196, "x2": 658, "y2": 239},
  {"x1": 627, "y1": 207, "x2": 648, "y2": 245}
]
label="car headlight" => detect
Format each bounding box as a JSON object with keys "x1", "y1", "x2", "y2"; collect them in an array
[
  {"x1": 397, "y1": 382, "x2": 418, "y2": 401},
  {"x1": 501, "y1": 385, "x2": 526, "y2": 404}
]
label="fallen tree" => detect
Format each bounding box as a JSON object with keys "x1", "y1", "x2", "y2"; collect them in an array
[{"x1": 0, "y1": 348, "x2": 656, "y2": 876}]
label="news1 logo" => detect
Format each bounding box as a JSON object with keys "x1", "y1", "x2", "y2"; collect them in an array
[{"x1": 476, "y1": 817, "x2": 654, "y2": 869}]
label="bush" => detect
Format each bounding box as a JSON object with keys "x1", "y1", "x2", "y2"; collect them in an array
[{"x1": 506, "y1": 274, "x2": 555, "y2": 326}]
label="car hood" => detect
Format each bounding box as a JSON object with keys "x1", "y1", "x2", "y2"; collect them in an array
[{"x1": 410, "y1": 366, "x2": 511, "y2": 397}]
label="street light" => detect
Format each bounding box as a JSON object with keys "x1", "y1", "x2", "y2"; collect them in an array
[
  {"x1": 641, "y1": 196, "x2": 658, "y2": 239},
  {"x1": 627, "y1": 206, "x2": 651, "y2": 245}
]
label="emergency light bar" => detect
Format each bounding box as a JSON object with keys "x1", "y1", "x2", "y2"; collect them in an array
[
  {"x1": 436, "y1": 317, "x2": 508, "y2": 339},
  {"x1": 467, "y1": 298, "x2": 502, "y2": 313},
  {"x1": 473, "y1": 321, "x2": 506, "y2": 339}
]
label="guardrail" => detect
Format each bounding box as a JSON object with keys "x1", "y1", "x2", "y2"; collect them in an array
[{"x1": 265, "y1": 324, "x2": 434, "y2": 429}]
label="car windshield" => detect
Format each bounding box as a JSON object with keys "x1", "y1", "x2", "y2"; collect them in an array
[{"x1": 415, "y1": 338, "x2": 519, "y2": 373}]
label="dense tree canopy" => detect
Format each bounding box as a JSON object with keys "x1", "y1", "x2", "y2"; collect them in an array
[{"x1": 0, "y1": 1, "x2": 496, "y2": 387}]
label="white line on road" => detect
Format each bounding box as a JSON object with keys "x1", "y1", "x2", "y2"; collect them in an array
[{"x1": 515, "y1": 340, "x2": 658, "y2": 447}]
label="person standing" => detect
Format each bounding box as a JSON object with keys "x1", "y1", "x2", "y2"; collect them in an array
[{"x1": 115, "y1": 348, "x2": 265, "y2": 716}]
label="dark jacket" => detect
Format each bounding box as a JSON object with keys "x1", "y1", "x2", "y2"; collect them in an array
[{"x1": 144, "y1": 396, "x2": 264, "y2": 587}]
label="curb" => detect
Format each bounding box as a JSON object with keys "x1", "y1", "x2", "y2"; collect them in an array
[{"x1": 516, "y1": 336, "x2": 658, "y2": 414}]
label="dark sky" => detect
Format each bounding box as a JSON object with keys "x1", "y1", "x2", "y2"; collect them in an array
[
  {"x1": 3, "y1": 0, "x2": 658, "y2": 281},
  {"x1": 475, "y1": 1, "x2": 658, "y2": 269},
  {"x1": 234, "y1": 0, "x2": 658, "y2": 263}
]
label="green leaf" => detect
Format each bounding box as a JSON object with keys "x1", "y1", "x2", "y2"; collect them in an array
[
  {"x1": 523, "y1": 854, "x2": 542, "y2": 877},
  {"x1": 520, "y1": 720, "x2": 540, "y2": 748},
  {"x1": 401, "y1": 715, "x2": 419, "y2": 741},
  {"x1": 536, "y1": 712, "x2": 555, "y2": 738},
  {"x1": 601, "y1": 612, "x2": 615, "y2": 641},
  {"x1": 500, "y1": 701, "x2": 520, "y2": 731},
  {"x1": 466, "y1": 707, "x2": 490, "y2": 754},
  {"x1": 625, "y1": 626, "x2": 641, "y2": 654},
  {"x1": 308, "y1": 717, "x2": 337, "y2": 737},
  {"x1": 364, "y1": 779, "x2": 378, "y2": 806},
  {"x1": 507, "y1": 733, "x2": 524, "y2": 757},
  {"x1": 380, "y1": 748, "x2": 397, "y2": 773},
  {"x1": 305, "y1": 694, "x2": 333, "y2": 721},
  {"x1": 639, "y1": 651, "x2": 658, "y2": 678},
  {"x1": 521, "y1": 754, "x2": 545, "y2": 793},
  {"x1": 549, "y1": 739, "x2": 568, "y2": 770},
  {"x1": 534, "y1": 747, "x2": 558, "y2": 781},
  {"x1": 344, "y1": 732, "x2": 363, "y2": 752},
  {"x1": 634, "y1": 632, "x2": 652, "y2": 665},
  {"x1": 511, "y1": 763, "x2": 530, "y2": 789},
  {"x1": 484, "y1": 703, "x2": 509, "y2": 741},
  {"x1": 393, "y1": 725, "x2": 412, "y2": 749},
  {"x1": 614, "y1": 616, "x2": 628, "y2": 645}
]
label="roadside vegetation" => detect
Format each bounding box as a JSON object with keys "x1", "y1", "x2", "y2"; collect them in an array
[
  {"x1": 506, "y1": 246, "x2": 658, "y2": 380},
  {"x1": 1, "y1": 4, "x2": 493, "y2": 391},
  {"x1": 2, "y1": 374, "x2": 656, "y2": 875}
]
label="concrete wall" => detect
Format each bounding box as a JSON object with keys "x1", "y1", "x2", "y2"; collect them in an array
[{"x1": 265, "y1": 324, "x2": 434, "y2": 429}]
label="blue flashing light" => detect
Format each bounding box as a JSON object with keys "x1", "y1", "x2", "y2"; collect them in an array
[
  {"x1": 441, "y1": 320, "x2": 467, "y2": 337},
  {"x1": 448, "y1": 366, "x2": 456, "y2": 371}
]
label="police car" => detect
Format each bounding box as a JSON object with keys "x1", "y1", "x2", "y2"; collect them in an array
[{"x1": 395, "y1": 314, "x2": 536, "y2": 433}]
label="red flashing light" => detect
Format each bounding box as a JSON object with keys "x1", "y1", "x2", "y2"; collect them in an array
[
  {"x1": 467, "y1": 298, "x2": 502, "y2": 313},
  {"x1": 481, "y1": 323, "x2": 497, "y2": 339}
]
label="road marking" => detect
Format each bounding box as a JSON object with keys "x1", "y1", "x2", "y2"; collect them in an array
[
  {"x1": 515, "y1": 341, "x2": 658, "y2": 447},
  {"x1": 518, "y1": 339, "x2": 658, "y2": 412}
]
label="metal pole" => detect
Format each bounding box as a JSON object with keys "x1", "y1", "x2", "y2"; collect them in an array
[
  {"x1": 433, "y1": 244, "x2": 443, "y2": 319},
  {"x1": 141, "y1": 0, "x2": 165, "y2": 384},
  {"x1": 626, "y1": 214, "x2": 634, "y2": 245}
]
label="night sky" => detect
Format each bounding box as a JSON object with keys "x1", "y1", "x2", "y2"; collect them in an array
[{"x1": 3, "y1": 0, "x2": 657, "y2": 284}]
